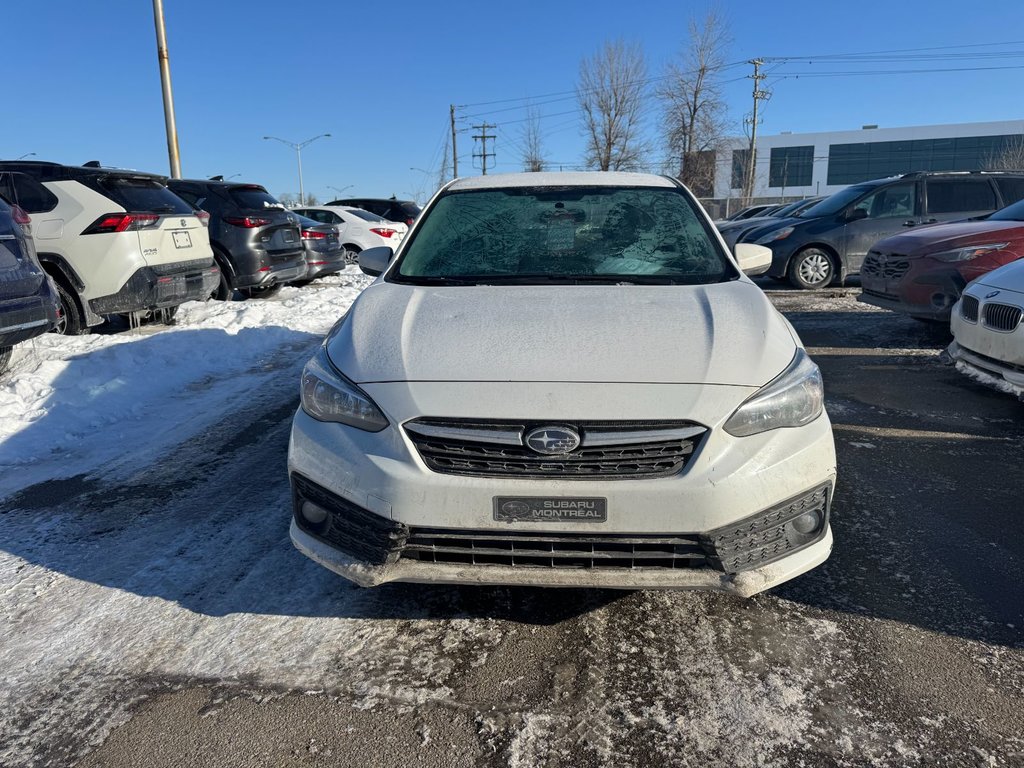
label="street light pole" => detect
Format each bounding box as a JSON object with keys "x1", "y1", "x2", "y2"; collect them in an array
[
  {"x1": 263, "y1": 134, "x2": 331, "y2": 206},
  {"x1": 327, "y1": 185, "x2": 353, "y2": 197},
  {"x1": 151, "y1": 0, "x2": 182, "y2": 178}
]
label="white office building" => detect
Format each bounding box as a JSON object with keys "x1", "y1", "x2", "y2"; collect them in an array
[{"x1": 712, "y1": 119, "x2": 1024, "y2": 200}]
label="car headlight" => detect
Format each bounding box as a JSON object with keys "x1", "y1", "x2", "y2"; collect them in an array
[
  {"x1": 754, "y1": 226, "x2": 794, "y2": 245},
  {"x1": 724, "y1": 349, "x2": 824, "y2": 437},
  {"x1": 930, "y1": 242, "x2": 1008, "y2": 262},
  {"x1": 300, "y1": 345, "x2": 388, "y2": 431}
]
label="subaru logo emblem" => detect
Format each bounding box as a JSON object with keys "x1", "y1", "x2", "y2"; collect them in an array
[
  {"x1": 985, "y1": 290, "x2": 1000, "y2": 299},
  {"x1": 524, "y1": 426, "x2": 581, "y2": 455}
]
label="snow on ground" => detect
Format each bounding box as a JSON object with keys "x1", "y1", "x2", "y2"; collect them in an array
[{"x1": 0, "y1": 270, "x2": 371, "y2": 498}]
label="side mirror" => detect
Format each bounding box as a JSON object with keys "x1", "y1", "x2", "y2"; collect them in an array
[
  {"x1": 358, "y1": 246, "x2": 394, "y2": 276},
  {"x1": 734, "y1": 243, "x2": 773, "y2": 276},
  {"x1": 845, "y1": 208, "x2": 868, "y2": 222}
]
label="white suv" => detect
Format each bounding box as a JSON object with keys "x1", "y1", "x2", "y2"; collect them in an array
[
  {"x1": 0, "y1": 162, "x2": 219, "y2": 333},
  {"x1": 288, "y1": 172, "x2": 836, "y2": 597}
]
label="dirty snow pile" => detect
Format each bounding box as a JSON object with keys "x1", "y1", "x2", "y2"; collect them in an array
[{"x1": 0, "y1": 271, "x2": 371, "y2": 498}]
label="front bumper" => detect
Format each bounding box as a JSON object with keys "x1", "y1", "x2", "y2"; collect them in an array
[
  {"x1": 287, "y1": 382, "x2": 837, "y2": 594},
  {"x1": 89, "y1": 261, "x2": 220, "y2": 315},
  {"x1": 0, "y1": 279, "x2": 61, "y2": 347},
  {"x1": 859, "y1": 267, "x2": 965, "y2": 321}
]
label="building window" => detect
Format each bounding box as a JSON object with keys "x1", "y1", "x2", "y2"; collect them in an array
[
  {"x1": 827, "y1": 134, "x2": 1024, "y2": 185},
  {"x1": 731, "y1": 149, "x2": 750, "y2": 189},
  {"x1": 769, "y1": 146, "x2": 813, "y2": 188}
]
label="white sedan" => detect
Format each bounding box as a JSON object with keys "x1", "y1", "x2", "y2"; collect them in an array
[
  {"x1": 292, "y1": 206, "x2": 408, "y2": 264},
  {"x1": 948, "y1": 258, "x2": 1024, "y2": 400},
  {"x1": 287, "y1": 172, "x2": 836, "y2": 597}
]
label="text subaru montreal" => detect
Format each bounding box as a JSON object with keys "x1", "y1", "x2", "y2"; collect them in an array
[{"x1": 288, "y1": 172, "x2": 836, "y2": 596}]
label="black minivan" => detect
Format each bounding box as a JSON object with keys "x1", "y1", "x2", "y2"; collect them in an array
[{"x1": 738, "y1": 171, "x2": 1024, "y2": 288}]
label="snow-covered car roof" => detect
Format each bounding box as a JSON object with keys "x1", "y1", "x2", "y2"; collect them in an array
[{"x1": 447, "y1": 172, "x2": 677, "y2": 191}]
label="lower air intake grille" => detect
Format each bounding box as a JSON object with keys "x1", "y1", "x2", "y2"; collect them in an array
[{"x1": 402, "y1": 529, "x2": 708, "y2": 570}]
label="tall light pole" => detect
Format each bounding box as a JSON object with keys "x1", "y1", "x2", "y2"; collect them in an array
[
  {"x1": 16, "y1": 152, "x2": 36, "y2": 160},
  {"x1": 263, "y1": 134, "x2": 331, "y2": 206},
  {"x1": 327, "y1": 184, "x2": 353, "y2": 198},
  {"x1": 151, "y1": 0, "x2": 182, "y2": 178}
]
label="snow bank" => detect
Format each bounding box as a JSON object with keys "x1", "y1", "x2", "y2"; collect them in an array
[{"x1": 0, "y1": 271, "x2": 371, "y2": 498}]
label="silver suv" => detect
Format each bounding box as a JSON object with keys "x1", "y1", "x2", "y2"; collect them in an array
[{"x1": 0, "y1": 161, "x2": 219, "y2": 333}]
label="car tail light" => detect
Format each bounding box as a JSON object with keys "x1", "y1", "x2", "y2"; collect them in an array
[
  {"x1": 302, "y1": 229, "x2": 327, "y2": 239},
  {"x1": 195, "y1": 210, "x2": 211, "y2": 227},
  {"x1": 224, "y1": 215, "x2": 271, "y2": 228},
  {"x1": 405, "y1": 218, "x2": 414, "y2": 227},
  {"x1": 82, "y1": 213, "x2": 161, "y2": 234},
  {"x1": 370, "y1": 227, "x2": 397, "y2": 238},
  {"x1": 10, "y1": 205, "x2": 31, "y2": 226}
]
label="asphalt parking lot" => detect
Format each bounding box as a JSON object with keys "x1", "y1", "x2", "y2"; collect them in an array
[{"x1": 2, "y1": 280, "x2": 1023, "y2": 768}]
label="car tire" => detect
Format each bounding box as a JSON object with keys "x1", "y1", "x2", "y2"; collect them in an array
[
  {"x1": 343, "y1": 244, "x2": 362, "y2": 265},
  {"x1": 788, "y1": 248, "x2": 836, "y2": 290},
  {"x1": 212, "y1": 266, "x2": 236, "y2": 301},
  {"x1": 51, "y1": 282, "x2": 88, "y2": 335},
  {"x1": 0, "y1": 346, "x2": 11, "y2": 375}
]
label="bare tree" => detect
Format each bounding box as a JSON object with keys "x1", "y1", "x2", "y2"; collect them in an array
[
  {"x1": 278, "y1": 192, "x2": 298, "y2": 207},
  {"x1": 659, "y1": 9, "x2": 731, "y2": 197},
  {"x1": 577, "y1": 40, "x2": 649, "y2": 171},
  {"x1": 984, "y1": 135, "x2": 1024, "y2": 171},
  {"x1": 521, "y1": 107, "x2": 546, "y2": 172}
]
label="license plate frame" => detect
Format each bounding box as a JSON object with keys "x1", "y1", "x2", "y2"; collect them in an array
[
  {"x1": 493, "y1": 496, "x2": 607, "y2": 524},
  {"x1": 172, "y1": 230, "x2": 192, "y2": 249}
]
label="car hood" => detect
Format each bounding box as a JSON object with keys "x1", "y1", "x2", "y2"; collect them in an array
[
  {"x1": 974, "y1": 257, "x2": 1024, "y2": 294},
  {"x1": 326, "y1": 280, "x2": 797, "y2": 386},
  {"x1": 873, "y1": 220, "x2": 1024, "y2": 255}
]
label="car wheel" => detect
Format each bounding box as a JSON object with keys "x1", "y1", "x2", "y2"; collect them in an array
[
  {"x1": 0, "y1": 346, "x2": 11, "y2": 375},
  {"x1": 343, "y1": 244, "x2": 362, "y2": 265},
  {"x1": 788, "y1": 248, "x2": 835, "y2": 290},
  {"x1": 51, "y1": 282, "x2": 88, "y2": 335},
  {"x1": 212, "y1": 266, "x2": 236, "y2": 301}
]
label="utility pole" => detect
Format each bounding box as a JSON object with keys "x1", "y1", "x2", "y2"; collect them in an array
[
  {"x1": 151, "y1": 0, "x2": 181, "y2": 178},
  {"x1": 743, "y1": 58, "x2": 769, "y2": 203},
  {"x1": 472, "y1": 123, "x2": 496, "y2": 175},
  {"x1": 450, "y1": 104, "x2": 459, "y2": 178}
]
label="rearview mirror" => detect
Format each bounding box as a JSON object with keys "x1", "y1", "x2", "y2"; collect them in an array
[
  {"x1": 733, "y1": 243, "x2": 773, "y2": 276},
  {"x1": 358, "y1": 246, "x2": 394, "y2": 277}
]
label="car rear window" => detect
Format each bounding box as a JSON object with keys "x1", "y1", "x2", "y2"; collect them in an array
[
  {"x1": 229, "y1": 186, "x2": 285, "y2": 211},
  {"x1": 396, "y1": 202, "x2": 422, "y2": 218},
  {"x1": 99, "y1": 176, "x2": 193, "y2": 214},
  {"x1": 393, "y1": 186, "x2": 735, "y2": 285},
  {"x1": 346, "y1": 208, "x2": 385, "y2": 222}
]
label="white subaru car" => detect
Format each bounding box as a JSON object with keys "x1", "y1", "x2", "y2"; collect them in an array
[
  {"x1": 947, "y1": 258, "x2": 1024, "y2": 400},
  {"x1": 288, "y1": 173, "x2": 836, "y2": 596}
]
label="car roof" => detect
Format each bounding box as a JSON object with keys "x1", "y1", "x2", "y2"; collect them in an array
[
  {"x1": 169, "y1": 179, "x2": 268, "y2": 192},
  {"x1": 0, "y1": 160, "x2": 167, "y2": 183},
  {"x1": 446, "y1": 172, "x2": 676, "y2": 192}
]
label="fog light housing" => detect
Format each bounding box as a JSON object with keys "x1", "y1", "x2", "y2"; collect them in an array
[
  {"x1": 790, "y1": 510, "x2": 823, "y2": 535},
  {"x1": 301, "y1": 501, "x2": 329, "y2": 525}
]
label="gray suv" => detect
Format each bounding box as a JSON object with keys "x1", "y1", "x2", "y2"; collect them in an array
[
  {"x1": 737, "y1": 171, "x2": 1024, "y2": 289},
  {"x1": 168, "y1": 180, "x2": 305, "y2": 299}
]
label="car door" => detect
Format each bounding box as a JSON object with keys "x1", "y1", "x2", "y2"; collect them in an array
[
  {"x1": 841, "y1": 181, "x2": 920, "y2": 273},
  {"x1": 923, "y1": 178, "x2": 999, "y2": 224}
]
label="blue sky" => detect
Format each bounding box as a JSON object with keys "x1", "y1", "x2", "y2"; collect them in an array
[{"x1": 6, "y1": 0, "x2": 1024, "y2": 204}]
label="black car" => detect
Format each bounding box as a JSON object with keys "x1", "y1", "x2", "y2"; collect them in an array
[
  {"x1": 325, "y1": 197, "x2": 421, "y2": 227},
  {"x1": 738, "y1": 171, "x2": 1024, "y2": 288},
  {"x1": 167, "y1": 179, "x2": 306, "y2": 299},
  {"x1": 0, "y1": 199, "x2": 61, "y2": 374}
]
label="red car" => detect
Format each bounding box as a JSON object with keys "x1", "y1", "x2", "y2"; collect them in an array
[{"x1": 859, "y1": 197, "x2": 1024, "y2": 321}]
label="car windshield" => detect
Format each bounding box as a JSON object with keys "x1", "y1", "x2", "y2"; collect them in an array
[
  {"x1": 988, "y1": 197, "x2": 1024, "y2": 222},
  {"x1": 391, "y1": 186, "x2": 736, "y2": 285},
  {"x1": 799, "y1": 184, "x2": 880, "y2": 218}
]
